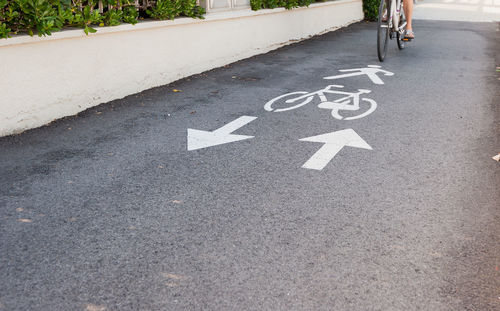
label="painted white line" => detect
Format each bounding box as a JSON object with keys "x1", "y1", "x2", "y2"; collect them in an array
[
  {"x1": 324, "y1": 65, "x2": 394, "y2": 85},
  {"x1": 187, "y1": 116, "x2": 257, "y2": 151},
  {"x1": 300, "y1": 129, "x2": 372, "y2": 170}
]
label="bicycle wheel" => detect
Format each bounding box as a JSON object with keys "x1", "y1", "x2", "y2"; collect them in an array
[
  {"x1": 264, "y1": 92, "x2": 314, "y2": 112},
  {"x1": 377, "y1": 0, "x2": 390, "y2": 62},
  {"x1": 396, "y1": 4, "x2": 406, "y2": 50}
]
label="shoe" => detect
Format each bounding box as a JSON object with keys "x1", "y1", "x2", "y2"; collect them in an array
[{"x1": 402, "y1": 30, "x2": 415, "y2": 41}]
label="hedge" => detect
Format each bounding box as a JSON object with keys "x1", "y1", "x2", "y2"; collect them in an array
[
  {"x1": 0, "y1": 0, "x2": 205, "y2": 39},
  {"x1": 1, "y1": 0, "x2": 377, "y2": 39},
  {"x1": 250, "y1": 0, "x2": 320, "y2": 10},
  {"x1": 362, "y1": 0, "x2": 378, "y2": 21}
]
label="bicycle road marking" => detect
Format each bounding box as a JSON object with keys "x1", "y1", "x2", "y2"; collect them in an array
[{"x1": 264, "y1": 84, "x2": 377, "y2": 120}]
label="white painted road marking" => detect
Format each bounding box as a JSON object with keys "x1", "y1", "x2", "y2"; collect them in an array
[
  {"x1": 324, "y1": 65, "x2": 394, "y2": 85},
  {"x1": 264, "y1": 85, "x2": 378, "y2": 120},
  {"x1": 300, "y1": 129, "x2": 372, "y2": 170},
  {"x1": 187, "y1": 116, "x2": 257, "y2": 151}
]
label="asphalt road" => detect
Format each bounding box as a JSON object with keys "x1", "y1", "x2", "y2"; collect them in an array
[{"x1": 1, "y1": 20, "x2": 499, "y2": 310}]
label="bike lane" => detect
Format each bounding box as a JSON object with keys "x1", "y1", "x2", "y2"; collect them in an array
[{"x1": 0, "y1": 20, "x2": 499, "y2": 310}]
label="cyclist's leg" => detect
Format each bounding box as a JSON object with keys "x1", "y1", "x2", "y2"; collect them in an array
[
  {"x1": 379, "y1": 0, "x2": 389, "y2": 22},
  {"x1": 403, "y1": 0, "x2": 414, "y2": 38}
]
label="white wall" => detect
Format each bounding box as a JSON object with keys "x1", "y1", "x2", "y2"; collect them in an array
[{"x1": 0, "y1": 0, "x2": 363, "y2": 136}]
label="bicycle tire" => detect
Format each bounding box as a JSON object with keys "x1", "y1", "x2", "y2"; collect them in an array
[{"x1": 377, "y1": 0, "x2": 390, "y2": 62}]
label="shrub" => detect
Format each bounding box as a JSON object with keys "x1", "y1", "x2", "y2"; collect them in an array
[
  {"x1": 0, "y1": 0, "x2": 205, "y2": 39},
  {"x1": 363, "y1": 0, "x2": 378, "y2": 21},
  {"x1": 250, "y1": 0, "x2": 318, "y2": 10}
]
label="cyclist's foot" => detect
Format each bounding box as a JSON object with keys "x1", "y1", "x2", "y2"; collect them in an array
[{"x1": 403, "y1": 30, "x2": 415, "y2": 41}]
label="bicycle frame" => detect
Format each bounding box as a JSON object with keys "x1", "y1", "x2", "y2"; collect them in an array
[{"x1": 390, "y1": 0, "x2": 406, "y2": 34}]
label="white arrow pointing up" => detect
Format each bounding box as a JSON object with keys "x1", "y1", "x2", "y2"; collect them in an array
[
  {"x1": 300, "y1": 129, "x2": 372, "y2": 170},
  {"x1": 188, "y1": 116, "x2": 257, "y2": 151}
]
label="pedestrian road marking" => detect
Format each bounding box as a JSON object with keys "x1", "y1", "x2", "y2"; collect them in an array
[
  {"x1": 324, "y1": 65, "x2": 394, "y2": 85},
  {"x1": 187, "y1": 116, "x2": 257, "y2": 151},
  {"x1": 300, "y1": 129, "x2": 372, "y2": 170}
]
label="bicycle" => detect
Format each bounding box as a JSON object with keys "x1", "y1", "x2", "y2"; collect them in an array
[
  {"x1": 377, "y1": 0, "x2": 407, "y2": 62},
  {"x1": 264, "y1": 85, "x2": 377, "y2": 121}
]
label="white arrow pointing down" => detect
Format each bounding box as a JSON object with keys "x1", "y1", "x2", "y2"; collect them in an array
[
  {"x1": 188, "y1": 116, "x2": 257, "y2": 151},
  {"x1": 300, "y1": 129, "x2": 372, "y2": 170}
]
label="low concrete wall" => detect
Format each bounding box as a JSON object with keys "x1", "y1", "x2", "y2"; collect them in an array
[{"x1": 0, "y1": 0, "x2": 363, "y2": 136}]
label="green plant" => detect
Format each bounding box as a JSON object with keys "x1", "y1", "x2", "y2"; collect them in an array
[
  {"x1": 0, "y1": 22, "x2": 10, "y2": 38},
  {"x1": 122, "y1": 6, "x2": 138, "y2": 24},
  {"x1": 0, "y1": 0, "x2": 11, "y2": 38},
  {"x1": 11, "y1": 0, "x2": 62, "y2": 36},
  {"x1": 250, "y1": 0, "x2": 316, "y2": 11},
  {"x1": 363, "y1": 0, "x2": 378, "y2": 21},
  {"x1": 147, "y1": 0, "x2": 177, "y2": 20},
  {"x1": 250, "y1": 0, "x2": 263, "y2": 10},
  {"x1": 147, "y1": 0, "x2": 204, "y2": 20},
  {"x1": 103, "y1": 8, "x2": 123, "y2": 26},
  {"x1": 179, "y1": 0, "x2": 205, "y2": 18},
  {"x1": 0, "y1": 0, "x2": 204, "y2": 39},
  {"x1": 79, "y1": 5, "x2": 104, "y2": 33}
]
